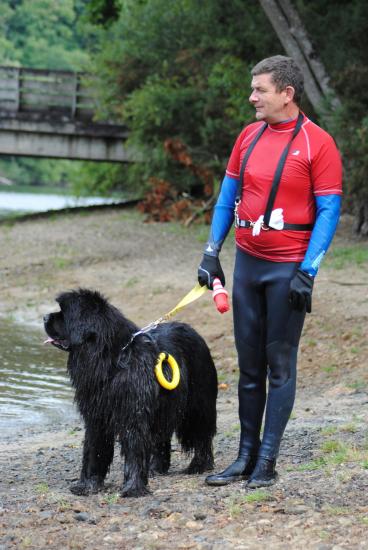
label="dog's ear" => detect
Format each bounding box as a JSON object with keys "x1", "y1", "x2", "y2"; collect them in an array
[{"x1": 59, "y1": 289, "x2": 117, "y2": 348}]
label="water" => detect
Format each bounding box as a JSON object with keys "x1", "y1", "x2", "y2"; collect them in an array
[
  {"x1": 0, "y1": 320, "x2": 78, "y2": 439},
  {"x1": 0, "y1": 190, "x2": 120, "y2": 218}
]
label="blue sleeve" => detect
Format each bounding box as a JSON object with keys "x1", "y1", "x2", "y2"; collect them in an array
[
  {"x1": 300, "y1": 194, "x2": 341, "y2": 276},
  {"x1": 204, "y1": 175, "x2": 238, "y2": 256}
]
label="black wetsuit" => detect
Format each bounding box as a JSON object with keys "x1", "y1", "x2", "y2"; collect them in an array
[{"x1": 233, "y1": 249, "x2": 306, "y2": 459}]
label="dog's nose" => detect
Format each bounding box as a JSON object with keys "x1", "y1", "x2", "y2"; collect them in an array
[{"x1": 43, "y1": 314, "x2": 50, "y2": 323}]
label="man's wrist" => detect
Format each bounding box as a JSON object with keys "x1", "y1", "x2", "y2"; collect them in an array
[
  {"x1": 203, "y1": 240, "x2": 222, "y2": 257},
  {"x1": 298, "y1": 268, "x2": 315, "y2": 280}
]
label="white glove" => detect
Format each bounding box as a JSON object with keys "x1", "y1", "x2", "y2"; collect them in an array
[
  {"x1": 252, "y1": 208, "x2": 284, "y2": 237},
  {"x1": 269, "y1": 208, "x2": 284, "y2": 230}
]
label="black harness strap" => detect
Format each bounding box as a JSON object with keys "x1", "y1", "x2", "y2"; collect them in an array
[
  {"x1": 235, "y1": 112, "x2": 313, "y2": 231},
  {"x1": 263, "y1": 112, "x2": 304, "y2": 227},
  {"x1": 237, "y1": 219, "x2": 313, "y2": 231},
  {"x1": 235, "y1": 122, "x2": 267, "y2": 204}
]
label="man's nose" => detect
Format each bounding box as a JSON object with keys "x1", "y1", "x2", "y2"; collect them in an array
[{"x1": 249, "y1": 91, "x2": 257, "y2": 103}]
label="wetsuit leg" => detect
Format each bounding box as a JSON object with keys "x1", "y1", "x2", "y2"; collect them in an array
[
  {"x1": 233, "y1": 249, "x2": 306, "y2": 461},
  {"x1": 233, "y1": 249, "x2": 268, "y2": 457},
  {"x1": 258, "y1": 261, "x2": 306, "y2": 459}
]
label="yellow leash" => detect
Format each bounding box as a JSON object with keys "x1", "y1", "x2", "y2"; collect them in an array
[
  {"x1": 121, "y1": 283, "x2": 208, "y2": 351},
  {"x1": 120, "y1": 283, "x2": 208, "y2": 390},
  {"x1": 154, "y1": 282, "x2": 208, "y2": 324}
]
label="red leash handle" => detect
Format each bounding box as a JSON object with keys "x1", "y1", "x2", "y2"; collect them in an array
[{"x1": 212, "y1": 278, "x2": 230, "y2": 314}]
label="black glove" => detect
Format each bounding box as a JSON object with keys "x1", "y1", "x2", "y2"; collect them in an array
[
  {"x1": 289, "y1": 268, "x2": 314, "y2": 313},
  {"x1": 198, "y1": 254, "x2": 225, "y2": 289}
]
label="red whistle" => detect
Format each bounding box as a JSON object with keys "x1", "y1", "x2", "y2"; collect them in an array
[{"x1": 212, "y1": 278, "x2": 230, "y2": 314}]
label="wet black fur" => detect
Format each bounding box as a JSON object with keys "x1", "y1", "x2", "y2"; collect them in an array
[{"x1": 44, "y1": 289, "x2": 218, "y2": 497}]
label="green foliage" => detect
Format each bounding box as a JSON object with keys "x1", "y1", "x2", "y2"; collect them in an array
[
  {"x1": 296, "y1": 0, "x2": 368, "y2": 222},
  {"x1": 0, "y1": 0, "x2": 98, "y2": 192},
  {"x1": 0, "y1": 156, "x2": 74, "y2": 188},
  {"x1": 88, "y1": 0, "x2": 280, "y2": 194},
  {"x1": 68, "y1": 161, "x2": 133, "y2": 197},
  {"x1": 85, "y1": 0, "x2": 121, "y2": 27}
]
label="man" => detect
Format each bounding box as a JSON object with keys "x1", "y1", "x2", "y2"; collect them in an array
[{"x1": 198, "y1": 55, "x2": 342, "y2": 488}]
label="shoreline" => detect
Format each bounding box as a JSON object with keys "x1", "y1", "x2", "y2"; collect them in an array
[{"x1": 1, "y1": 209, "x2": 367, "y2": 549}]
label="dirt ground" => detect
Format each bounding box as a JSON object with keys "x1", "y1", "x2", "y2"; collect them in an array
[{"x1": 0, "y1": 207, "x2": 367, "y2": 549}]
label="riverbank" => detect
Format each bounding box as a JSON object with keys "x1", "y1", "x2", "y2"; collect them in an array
[{"x1": 1, "y1": 208, "x2": 368, "y2": 549}]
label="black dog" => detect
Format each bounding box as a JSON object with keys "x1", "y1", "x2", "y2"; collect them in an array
[{"x1": 44, "y1": 289, "x2": 217, "y2": 497}]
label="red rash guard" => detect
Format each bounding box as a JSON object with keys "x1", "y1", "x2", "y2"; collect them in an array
[{"x1": 226, "y1": 115, "x2": 343, "y2": 262}]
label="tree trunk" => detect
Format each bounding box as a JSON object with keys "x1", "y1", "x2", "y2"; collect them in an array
[
  {"x1": 258, "y1": 0, "x2": 340, "y2": 112},
  {"x1": 352, "y1": 201, "x2": 368, "y2": 237}
]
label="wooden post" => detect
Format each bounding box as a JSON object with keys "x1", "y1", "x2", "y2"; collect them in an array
[{"x1": 71, "y1": 72, "x2": 78, "y2": 118}]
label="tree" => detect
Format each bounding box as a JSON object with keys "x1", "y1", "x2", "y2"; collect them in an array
[
  {"x1": 259, "y1": 0, "x2": 368, "y2": 236},
  {"x1": 0, "y1": 0, "x2": 97, "y2": 189},
  {"x1": 88, "y1": 0, "x2": 282, "y2": 198}
]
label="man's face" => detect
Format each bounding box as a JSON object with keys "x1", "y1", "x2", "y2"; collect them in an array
[{"x1": 249, "y1": 73, "x2": 292, "y2": 123}]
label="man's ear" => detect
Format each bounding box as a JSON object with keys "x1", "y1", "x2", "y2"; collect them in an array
[{"x1": 284, "y1": 85, "x2": 295, "y2": 105}]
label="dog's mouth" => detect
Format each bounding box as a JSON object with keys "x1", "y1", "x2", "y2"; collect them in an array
[{"x1": 44, "y1": 337, "x2": 70, "y2": 351}]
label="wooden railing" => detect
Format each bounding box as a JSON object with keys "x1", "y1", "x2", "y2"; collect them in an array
[{"x1": 0, "y1": 66, "x2": 97, "y2": 120}]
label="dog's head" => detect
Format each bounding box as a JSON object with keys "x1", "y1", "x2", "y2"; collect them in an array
[{"x1": 44, "y1": 289, "x2": 114, "y2": 352}]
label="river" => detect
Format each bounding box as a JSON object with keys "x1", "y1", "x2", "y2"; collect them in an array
[
  {"x1": 0, "y1": 189, "x2": 121, "y2": 218},
  {"x1": 0, "y1": 189, "x2": 123, "y2": 437},
  {"x1": 0, "y1": 320, "x2": 78, "y2": 439}
]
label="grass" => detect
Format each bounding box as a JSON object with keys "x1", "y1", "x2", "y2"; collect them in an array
[
  {"x1": 340, "y1": 423, "x2": 359, "y2": 433},
  {"x1": 224, "y1": 423, "x2": 240, "y2": 437},
  {"x1": 20, "y1": 536, "x2": 32, "y2": 548},
  {"x1": 226, "y1": 490, "x2": 272, "y2": 516},
  {"x1": 57, "y1": 499, "x2": 72, "y2": 511},
  {"x1": 320, "y1": 426, "x2": 338, "y2": 436},
  {"x1": 103, "y1": 492, "x2": 120, "y2": 505},
  {"x1": 325, "y1": 245, "x2": 368, "y2": 270},
  {"x1": 35, "y1": 482, "x2": 49, "y2": 494},
  {"x1": 125, "y1": 276, "x2": 140, "y2": 287},
  {"x1": 298, "y1": 438, "x2": 368, "y2": 472},
  {"x1": 323, "y1": 506, "x2": 351, "y2": 516},
  {"x1": 297, "y1": 457, "x2": 327, "y2": 471},
  {"x1": 347, "y1": 380, "x2": 367, "y2": 391},
  {"x1": 53, "y1": 257, "x2": 73, "y2": 269},
  {"x1": 322, "y1": 364, "x2": 338, "y2": 374},
  {"x1": 244, "y1": 489, "x2": 272, "y2": 503},
  {"x1": 321, "y1": 439, "x2": 345, "y2": 453}
]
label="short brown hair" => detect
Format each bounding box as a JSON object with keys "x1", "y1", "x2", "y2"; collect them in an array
[{"x1": 251, "y1": 55, "x2": 304, "y2": 106}]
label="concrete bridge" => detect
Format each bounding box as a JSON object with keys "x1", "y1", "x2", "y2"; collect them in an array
[{"x1": 0, "y1": 66, "x2": 131, "y2": 162}]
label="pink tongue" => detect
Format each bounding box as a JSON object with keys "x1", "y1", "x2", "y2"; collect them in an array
[{"x1": 44, "y1": 337, "x2": 55, "y2": 344}]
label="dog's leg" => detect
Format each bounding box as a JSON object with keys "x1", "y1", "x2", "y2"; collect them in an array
[
  {"x1": 70, "y1": 425, "x2": 114, "y2": 496},
  {"x1": 178, "y1": 401, "x2": 216, "y2": 474},
  {"x1": 185, "y1": 437, "x2": 215, "y2": 474},
  {"x1": 120, "y1": 439, "x2": 151, "y2": 498},
  {"x1": 150, "y1": 438, "x2": 171, "y2": 476}
]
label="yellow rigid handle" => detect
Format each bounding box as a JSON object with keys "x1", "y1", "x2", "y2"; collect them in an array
[{"x1": 155, "y1": 352, "x2": 180, "y2": 390}]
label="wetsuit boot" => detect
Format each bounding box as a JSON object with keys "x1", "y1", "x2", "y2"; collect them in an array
[
  {"x1": 247, "y1": 457, "x2": 277, "y2": 487},
  {"x1": 205, "y1": 451, "x2": 257, "y2": 486}
]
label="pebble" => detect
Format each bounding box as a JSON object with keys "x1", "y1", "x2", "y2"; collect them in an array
[
  {"x1": 39, "y1": 510, "x2": 53, "y2": 520},
  {"x1": 74, "y1": 511, "x2": 90, "y2": 522}
]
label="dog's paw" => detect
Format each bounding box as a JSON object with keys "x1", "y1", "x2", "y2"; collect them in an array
[
  {"x1": 120, "y1": 484, "x2": 151, "y2": 498},
  {"x1": 149, "y1": 463, "x2": 170, "y2": 477},
  {"x1": 184, "y1": 459, "x2": 215, "y2": 475},
  {"x1": 69, "y1": 479, "x2": 103, "y2": 496}
]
